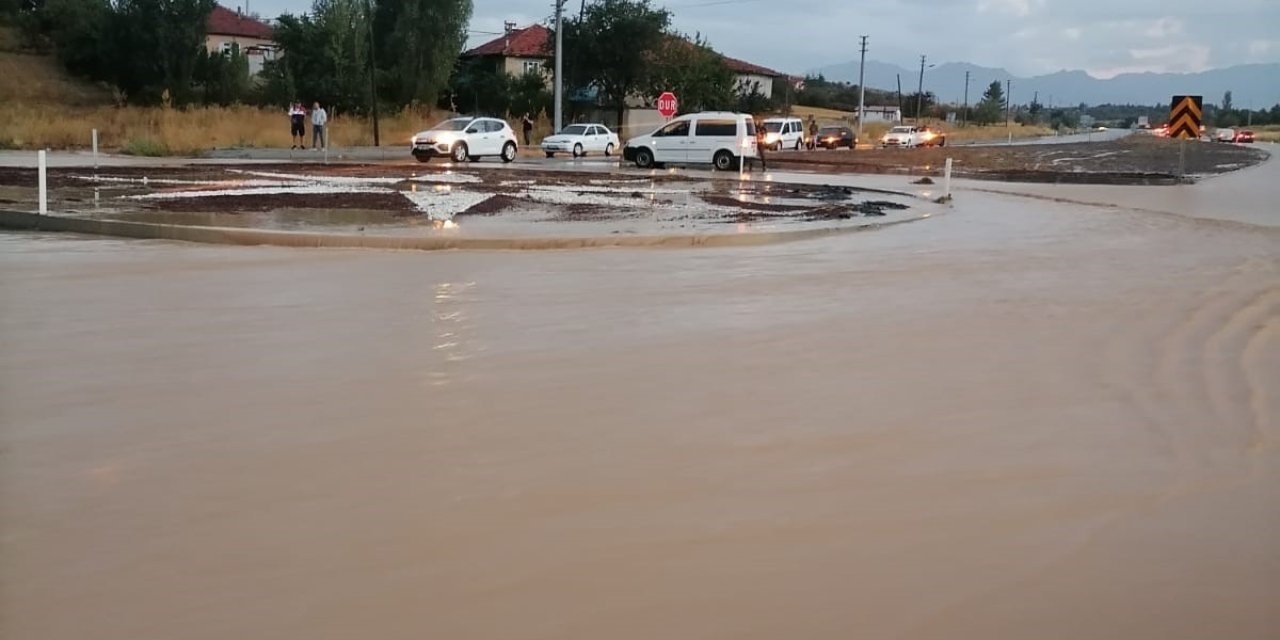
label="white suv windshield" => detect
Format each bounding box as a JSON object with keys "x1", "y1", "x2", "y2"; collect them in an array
[
  {"x1": 561, "y1": 125, "x2": 590, "y2": 135},
  {"x1": 889, "y1": 127, "x2": 912, "y2": 133},
  {"x1": 432, "y1": 118, "x2": 473, "y2": 132}
]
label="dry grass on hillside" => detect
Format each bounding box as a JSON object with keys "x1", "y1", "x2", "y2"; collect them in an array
[{"x1": 0, "y1": 103, "x2": 452, "y2": 154}]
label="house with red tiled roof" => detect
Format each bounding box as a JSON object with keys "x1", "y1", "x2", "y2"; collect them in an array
[
  {"x1": 463, "y1": 24, "x2": 786, "y2": 99},
  {"x1": 205, "y1": 4, "x2": 277, "y2": 75},
  {"x1": 462, "y1": 24, "x2": 553, "y2": 79},
  {"x1": 720, "y1": 54, "x2": 783, "y2": 100}
]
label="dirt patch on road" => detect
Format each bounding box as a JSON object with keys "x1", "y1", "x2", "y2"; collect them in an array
[
  {"x1": 774, "y1": 135, "x2": 1268, "y2": 184},
  {"x1": 150, "y1": 191, "x2": 415, "y2": 214}
]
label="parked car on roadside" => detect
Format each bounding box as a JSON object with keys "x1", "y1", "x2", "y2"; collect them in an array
[
  {"x1": 760, "y1": 116, "x2": 806, "y2": 151},
  {"x1": 880, "y1": 125, "x2": 945, "y2": 148},
  {"x1": 919, "y1": 125, "x2": 947, "y2": 147},
  {"x1": 622, "y1": 112, "x2": 758, "y2": 171},
  {"x1": 411, "y1": 116, "x2": 517, "y2": 163},
  {"x1": 541, "y1": 123, "x2": 621, "y2": 158},
  {"x1": 814, "y1": 125, "x2": 856, "y2": 149}
]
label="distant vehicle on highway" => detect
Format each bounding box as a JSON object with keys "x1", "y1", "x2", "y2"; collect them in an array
[
  {"x1": 1214, "y1": 128, "x2": 1236, "y2": 142},
  {"x1": 541, "y1": 124, "x2": 621, "y2": 158},
  {"x1": 814, "y1": 125, "x2": 856, "y2": 149},
  {"x1": 760, "y1": 117, "x2": 806, "y2": 151},
  {"x1": 411, "y1": 116, "x2": 517, "y2": 163},
  {"x1": 880, "y1": 125, "x2": 945, "y2": 148},
  {"x1": 623, "y1": 112, "x2": 758, "y2": 170},
  {"x1": 1234, "y1": 129, "x2": 1255, "y2": 143}
]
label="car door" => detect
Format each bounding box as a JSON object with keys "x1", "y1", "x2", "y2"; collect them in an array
[
  {"x1": 590, "y1": 126, "x2": 608, "y2": 152},
  {"x1": 651, "y1": 119, "x2": 690, "y2": 162},
  {"x1": 688, "y1": 118, "x2": 737, "y2": 164},
  {"x1": 483, "y1": 120, "x2": 505, "y2": 155}
]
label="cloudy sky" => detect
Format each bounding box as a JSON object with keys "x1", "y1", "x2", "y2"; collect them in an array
[{"x1": 241, "y1": 0, "x2": 1279, "y2": 78}]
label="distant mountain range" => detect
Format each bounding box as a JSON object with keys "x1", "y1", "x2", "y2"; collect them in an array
[{"x1": 813, "y1": 61, "x2": 1280, "y2": 109}]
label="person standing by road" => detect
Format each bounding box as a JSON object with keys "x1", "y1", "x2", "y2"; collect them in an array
[
  {"x1": 288, "y1": 101, "x2": 306, "y2": 149},
  {"x1": 807, "y1": 115, "x2": 818, "y2": 150},
  {"x1": 310, "y1": 101, "x2": 328, "y2": 150},
  {"x1": 521, "y1": 113, "x2": 534, "y2": 146},
  {"x1": 755, "y1": 117, "x2": 768, "y2": 172}
]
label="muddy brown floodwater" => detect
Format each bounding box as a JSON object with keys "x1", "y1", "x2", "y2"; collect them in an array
[{"x1": 1, "y1": 150, "x2": 1279, "y2": 639}]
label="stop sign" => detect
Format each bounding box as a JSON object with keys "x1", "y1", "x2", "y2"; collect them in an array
[{"x1": 657, "y1": 91, "x2": 678, "y2": 119}]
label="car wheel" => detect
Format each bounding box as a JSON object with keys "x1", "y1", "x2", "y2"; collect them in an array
[
  {"x1": 795, "y1": 139, "x2": 803, "y2": 151},
  {"x1": 634, "y1": 148, "x2": 654, "y2": 169},
  {"x1": 937, "y1": 138, "x2": 946, "y2": 147},
  {"x1": 451, "y1": 142, "x2": 468, "y2": 163},
  {"x1": 414, "y1": 154, "x2": 431, "y2": 163},
  {"x1": 501, "y1": 142, "x2": 516, "y2": 163},
  {"x1": 605, "y1": 143, "x2": 614, "y2": 157},
  {"x1": 573, "y1": 143, "x2": 583, "y2": 158},
  {"x1": 545, "y1": 151, "x2": 555, "y2": 158},
  {"x1": 713, "y1": 150, "x2": 734, "y2": 171}
]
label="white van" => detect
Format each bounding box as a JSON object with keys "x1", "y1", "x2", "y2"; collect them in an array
[
  {"x1": 622, "y1": 112, "x2": 758, "y2": 170},
  {"x1": 761, "y1": 116, "x2": 805, "y2": 151}
]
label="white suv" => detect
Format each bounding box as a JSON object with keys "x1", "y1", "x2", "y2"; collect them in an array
[
  {"x1": 623, "y1": 112, "x2": 758, "y2": 170},
  {"x1": 761, "y1": 116, "x2": 805, "y2": 150},
  {"x1": 411, "y1": 116, "x2": 518, "y2": 163}
]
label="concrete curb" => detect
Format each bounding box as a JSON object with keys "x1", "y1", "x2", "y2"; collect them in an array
[{"x1": 0, "y1": 209, "x2": 936, "y2": 251}]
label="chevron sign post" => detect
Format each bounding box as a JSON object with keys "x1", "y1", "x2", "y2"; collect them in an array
[{"x1": 1168, "y1": 95, "x2": 1202, "y2": 139}]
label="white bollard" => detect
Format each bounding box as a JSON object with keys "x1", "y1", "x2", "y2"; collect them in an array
[
  {"x1": 944, "y1": 157, "x2": 952, "y2": 199},
  {"x1": 38, "y1": 149, "x2": 48, "y2": 214},
  {"x1": 92, "y1": 128, "x2": 98, "y2": 169}
]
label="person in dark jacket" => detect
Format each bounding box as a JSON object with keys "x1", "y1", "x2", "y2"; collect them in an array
[
  {"x1": 521, "y1": 113, "x2": 534, "y2": 146},
  {"x1": 755, "y1": 117, "x2": 768, "y2": 172}
]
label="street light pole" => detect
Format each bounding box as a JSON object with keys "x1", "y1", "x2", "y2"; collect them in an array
[
  {"x1": 364, "y1": 0, "x2": 379, "y2": 146},
  {"x1": 916, "y1": 55, "x2": 926, "y2": 123},
  {"x1": 962, "y1": 70, "x2": 969, "y2": 127},
  {"x1": 856, "y1": 35, "x2": 868, "y2": 142},
  {"x1": 553, "y1": 0, "x2": 566, "y2": 133}
]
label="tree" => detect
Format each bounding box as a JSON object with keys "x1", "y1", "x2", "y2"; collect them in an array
[
  {"x1": 973, "y1": 80, "x2": 1004, "y2": 125},
  {"x1": 1221, "y1": 90, "x2": 1233, "y2": 112},
  {"x1": 110, "y1": 0, "x2": 217, "y2": 104},
  {"x1": 508, "y1": 69, "x2": 552, "y2": 118},
  {"x1": 645, "y1": 34, "x2": 734, "y2": 113},
  {"x1": 561, "y1": 0, "x2": 670, "y2": 124},
  {"x1": 270, "y1": 0, "x2": 370, "y2": 112},
  {"x1": 373, "y1": 0, "x2": 471, "y2": 107},
  {"x1": 195, "y1": 43, "x2": 251, "y2": 106}
]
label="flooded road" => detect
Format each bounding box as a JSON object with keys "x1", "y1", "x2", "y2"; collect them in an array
[{"x1": 2, "y1": 161, "x2": 1279, "y2": 638}]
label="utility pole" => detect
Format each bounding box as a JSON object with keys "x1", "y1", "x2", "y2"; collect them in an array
[
  {"x1": 916, "y1": 54, "x2": 926, "y2": 123},
  {"x1": 962, "y1": 70, "x2": 970, "y2": 127},
  {"x1": 1005, "y1": 78, "x2": 1012, "y2": 128},
  {"x1": 553, "y1": 0, "x2": 566, "y2": 133},
  {"x1": 856, "y1": 35, "x2": 868, "y2": 142},
  {"x1": 896, "y1": 74, "x2": 902, "y2": 121},
  {"x1": 364, "y1": 0, "x2": 379, "y2": 146}
]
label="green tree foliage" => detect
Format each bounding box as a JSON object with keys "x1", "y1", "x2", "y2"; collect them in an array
[
  {"x1": 39, "y1": 0, "x2": 111, "y2": 80},
  {"x1": 561, "y1": 0, "x2": 670, "y2": 122},
  {"x1": 645, "y1": 34, "x2": 734, "y2": 112},
  {"x1": 795, "y1": 74, "x2": 895, "y2": 113},
  {"x1": 973, "y1": 80, "x2": 1004, "y2": 125},
  {"x1": 111, "y1": 0, "x2": 216, "y2": 104},
  {"x1": 195, "y1": 43, "x2": 250, "y2": 106},
  {"x1": 373, "y1": 0, "x2": 471, "y2": 107}
]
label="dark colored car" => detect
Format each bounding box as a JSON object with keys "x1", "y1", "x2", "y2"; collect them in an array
[
  {"x1": 1235, "y1": 129, "x2": 1255, "y2": 143},
  {"x1": 815, "y1": 126, "x2": 856, "y2": 149},
  {"x1": 919, "y1": 125, "x2": 947, "y2": 147}
]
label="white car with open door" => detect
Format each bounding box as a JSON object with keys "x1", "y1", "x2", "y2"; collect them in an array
[
  {"x1": 541, "y1": 124, "x2": 621, "y2": 158},
  {"x1": 410, "y1": 116, "x2": 518, "y2": 163},
  {"x1": 622, "y1": 112, "x2": 757, "y2": 170}
]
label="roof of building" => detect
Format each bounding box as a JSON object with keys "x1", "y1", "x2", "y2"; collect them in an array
[
  {"x1": 207, "y1": 5, "x2": 273, "y2": 39},
  {"x1": 464, "y1": 24, "x2": 553, "y2": 58},
  {"x1": 721, "y1": 54, "x2": 783, "y2": 78}
]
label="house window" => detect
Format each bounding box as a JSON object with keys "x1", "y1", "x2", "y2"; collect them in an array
[
  {"x1": 220, "y1": 41, "x2": 236, "y2": 55},
  {"x1": 522, "y1": 59, "x2": 543, "y2": 75}
]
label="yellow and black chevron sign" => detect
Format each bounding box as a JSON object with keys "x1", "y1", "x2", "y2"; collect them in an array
[{"x1": 1168, "y1": 95, "x2": 1203, "y2": 139}]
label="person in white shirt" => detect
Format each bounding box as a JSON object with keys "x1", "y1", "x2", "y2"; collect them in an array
[{"x1": 311, "y1": 102, "x2": 328, "y2": 149}]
